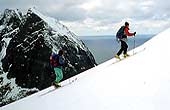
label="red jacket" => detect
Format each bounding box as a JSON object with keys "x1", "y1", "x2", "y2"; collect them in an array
[{"x1": 124, "y1": 26, "x2": 134, "y2": 37}]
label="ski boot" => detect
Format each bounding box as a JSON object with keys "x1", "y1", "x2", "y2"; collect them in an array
[
  {"x1": 115, "y1": 54, "x2": 121, "y2": 60},
  {"x1": 52, "y1": 82, "x2": 61, "y2": 88},
  {"x1": 124, "y1": 53, "x2": 130, "y2": 58}
]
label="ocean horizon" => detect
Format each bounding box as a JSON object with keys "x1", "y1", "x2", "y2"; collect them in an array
[{"x1": 79, "y1": 35, "x2": 155, "y2": 64}]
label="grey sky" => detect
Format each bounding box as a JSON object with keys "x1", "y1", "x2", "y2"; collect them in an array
[{"x1": 0, "y1": 0, "x2": 170, "y2": 36}]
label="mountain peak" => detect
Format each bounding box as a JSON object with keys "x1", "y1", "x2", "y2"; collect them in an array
[
  {"x1": 28, "y1": 7, "x2": 70, "y2": 36},
  {"x1": 0, "y1": 8, "x2": 22, "y2": 26},
  {"x1": 0, "y1": 8, "x2": 96, "y2": 106},
  {"x1": 27, "y1": 7, "x2": 85, "y2": 53}
]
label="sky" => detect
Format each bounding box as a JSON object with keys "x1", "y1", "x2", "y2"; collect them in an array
[{"x1": 0, "y1": 0, "x2": 170, "y2": 36}]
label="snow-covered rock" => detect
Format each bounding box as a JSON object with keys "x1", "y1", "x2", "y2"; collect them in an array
[
  {"x1": 2, "y1": 28, "x2": 170, "y2": 110},
  {"x1": 0, "y1": 8, "x2": 96, "y2": 107}
]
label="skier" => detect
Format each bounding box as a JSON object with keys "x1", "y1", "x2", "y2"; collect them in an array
[
  {"x1": 115, "y1": 22, "x2": 136, "y2": 59},
  {"x1": 50, "y1": 50, "x2": 65, "y2": 87}
]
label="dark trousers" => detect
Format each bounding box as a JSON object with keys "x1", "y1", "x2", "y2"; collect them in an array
[{"x1": 117, "y1": 40, "x2": 128, "y2": 56}]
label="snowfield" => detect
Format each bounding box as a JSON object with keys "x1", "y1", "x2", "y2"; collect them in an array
[{"x1": 2, "y1": 28, "x2": 170, "y2": 110}]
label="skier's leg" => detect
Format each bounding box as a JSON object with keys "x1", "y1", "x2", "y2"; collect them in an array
[
  {"x1": 123, "y1": 41, "x2": 128, "y2": 55},
  {"x1": 54, "y1": 68, "x2": 60, "y2": 83},
  {"x1": 57, "y1": 68, "x2": 63, "y2": 82},
  {"x1": 116, "y1": 40, "x2": 124, "y2": 56},
  {"x1": 53, "y1": 68, "x2": 62, "y2": 87}
]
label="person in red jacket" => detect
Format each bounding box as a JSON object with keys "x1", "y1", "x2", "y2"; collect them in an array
[{"x1": 115, "y1": 22, "x2": 136, "y2": 59}]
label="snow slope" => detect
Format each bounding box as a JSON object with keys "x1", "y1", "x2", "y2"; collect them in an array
[{"x1": 2, "y1": 28, "x2": 170, "y2": 110}]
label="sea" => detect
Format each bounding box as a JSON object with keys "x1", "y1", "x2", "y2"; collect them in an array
[{"x1": 79, "y1": 35, "x2": 155, "y2": 64}]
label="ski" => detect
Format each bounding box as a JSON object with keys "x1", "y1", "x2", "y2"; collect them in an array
[
  {"x1": 113, "y1": 48, "x2": 146, "y2": 64},
  {"x1": 39, "y1": 77, "x2": 77, "y2": 97}
]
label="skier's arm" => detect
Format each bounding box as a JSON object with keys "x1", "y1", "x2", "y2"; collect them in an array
[{"x1": 124, "y1": 27, "x2": 134, "y2": 36}]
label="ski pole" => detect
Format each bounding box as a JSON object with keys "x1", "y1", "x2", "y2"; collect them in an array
[{"x1": 133, "y1": 36, "x2": 136, "y2": 55}]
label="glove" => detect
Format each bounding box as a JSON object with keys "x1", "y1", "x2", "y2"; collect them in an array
[
  {"x1": 116, "y1": 38, "x2": 120, "y2": 43},
  {"x1": 134, "y1": 32, "x2": 136, "y2": 36}
]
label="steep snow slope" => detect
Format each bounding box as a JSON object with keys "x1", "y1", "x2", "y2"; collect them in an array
[{"x1": 2, "y1": 28, "x2": 170, "y2": 110}]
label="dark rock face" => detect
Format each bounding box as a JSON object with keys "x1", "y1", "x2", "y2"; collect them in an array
[
  {"x1": 0, "y1": 8, "x2": 97, "y2": 90},
  {"x1": 1, "y1": 9, "x2": 53, "y2": 90}
]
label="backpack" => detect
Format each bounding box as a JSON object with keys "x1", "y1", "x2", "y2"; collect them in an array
[
  {"x1": 116, "y1": 26, "x2": 125, "y2": 40},
  {"x1": 50, "y1": 54, "x2": 59, "y2": 67}
]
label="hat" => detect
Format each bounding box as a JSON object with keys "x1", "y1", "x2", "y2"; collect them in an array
[{"x1": 125, "y1": 22, "x2": 129, "y2": 26}]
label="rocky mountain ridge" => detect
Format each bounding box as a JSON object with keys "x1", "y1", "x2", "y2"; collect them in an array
[{"x1": 0, "y1": 8, "x2": 96, "y2": 106}]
